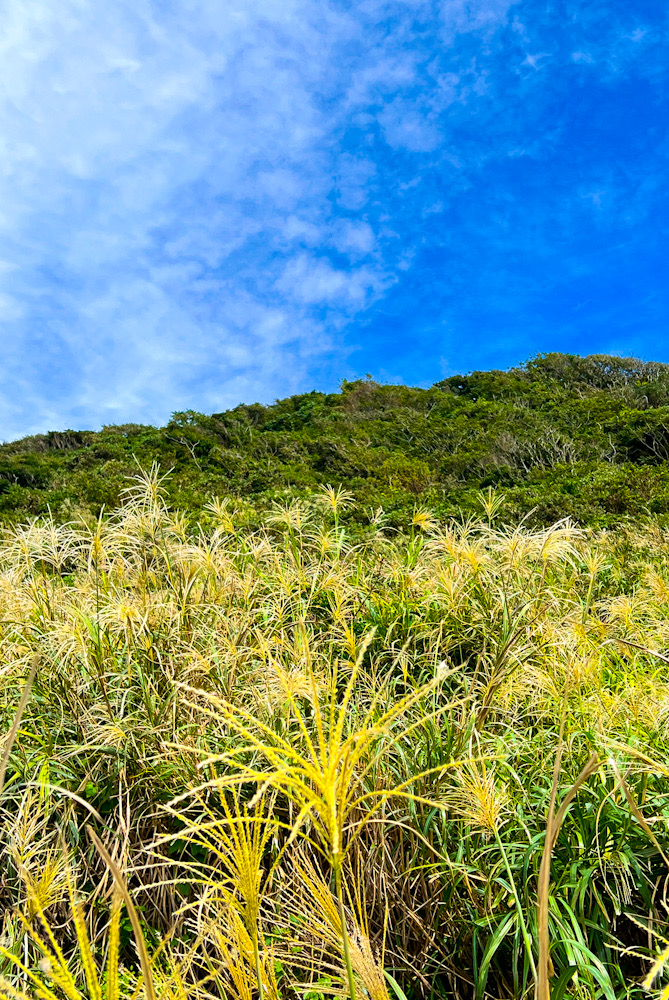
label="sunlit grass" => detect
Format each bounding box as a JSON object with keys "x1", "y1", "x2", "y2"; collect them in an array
[{"x1": 0, "y1": 469, "x2": 668, "y2": 999}]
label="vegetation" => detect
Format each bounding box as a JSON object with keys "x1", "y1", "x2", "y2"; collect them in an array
[
  {"x1": 5, "y1": 353, "x2": 669, "y2": 528},
  {"x1": 1, "y1": 460, "x2": 669, "y2": 1000}
]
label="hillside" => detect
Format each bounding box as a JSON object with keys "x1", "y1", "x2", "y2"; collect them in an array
[
  {"x1": 4, "y1": 351, "x2": 669, "y2": 526},
  {"x1": 3, "y1": 353, "x2": 669, "y2": 1000}
]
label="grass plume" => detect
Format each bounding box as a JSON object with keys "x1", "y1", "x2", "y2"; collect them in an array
[{"x1": 0, "y1": 468, "x2": 666, "y2": 999}]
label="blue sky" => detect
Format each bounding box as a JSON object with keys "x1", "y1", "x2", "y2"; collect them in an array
[{"x1": 1, "y1": 0, "x2": 667, "y2": 438}]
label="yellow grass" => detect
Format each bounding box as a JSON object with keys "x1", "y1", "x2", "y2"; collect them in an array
[{"x1": 0, "y1": 469, "x2": 668, "y2": 999}]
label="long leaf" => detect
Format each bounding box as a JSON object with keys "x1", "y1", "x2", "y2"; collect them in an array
[
  {"x1": 0, "y1": 653, "x2": 39, "y2": 796},
  {"x1": 87, "y1": 828, "x2": 157, "y2": 1000}
]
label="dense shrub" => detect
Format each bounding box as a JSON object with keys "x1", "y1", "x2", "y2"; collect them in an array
[{"x1": 3, "y1": 353, "x2": 669, "y2": 529}]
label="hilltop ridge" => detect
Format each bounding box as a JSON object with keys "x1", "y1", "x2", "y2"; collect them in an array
[{"x1": 4, "y1": 352, "x2": 669, "y2": 527}]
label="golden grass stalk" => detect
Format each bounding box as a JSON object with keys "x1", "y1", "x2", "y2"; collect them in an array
[
  {"x1": 644, "y1": 941, "x2": 669, "y2": 1000},
  {"x1": 159, "y1": 792, "x2": 277, "y2": 1000},
  {"x1": 87, "y1": 828, "x2": 156, "y2": 1000},
  {"x1": 535, "y1": 751, "x2": 600, "y2": 1000},
  {"x1": 292, "y1": 855, "x2": 390, "y2": 1000},
  {"x1": 171, "y1": 640, "x2": 466, "y2": 997}
]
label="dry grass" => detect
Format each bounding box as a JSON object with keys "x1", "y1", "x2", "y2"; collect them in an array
[{"x1": 0, "y1": 469, "x2": 668, "y2": 999}]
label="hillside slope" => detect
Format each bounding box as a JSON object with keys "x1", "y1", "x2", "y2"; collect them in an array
[{"x1": 4, "y1": 352, "x2": 669, "y2": 526}]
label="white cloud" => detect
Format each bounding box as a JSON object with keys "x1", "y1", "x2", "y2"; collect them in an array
[
  {"x1": 332, "y1": 221, "x2": 375, "y2": 255},
  {"x1": 378, "y1": 100, "x2": 442, "y2": 152},
  {"x1": 1, "y1": 0, "x2": 655, "y2": 439},
  {"x1": 438, "y1": 0, "x2": 519, "y2": 40},
  {"x1": 9, "y1": 0, "x2": 531, "y2": 440},
  {"x1": 276, "y1": 254, "x2": 384, "y2": 305},
  {"x1": 0, "y1": 0, "x2": 371, "y2": 436}
]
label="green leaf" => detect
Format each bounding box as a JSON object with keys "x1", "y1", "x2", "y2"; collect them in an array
[
  {"x1": 384, "y1": 970, "x2": 409, "y2": 1000},
  {"x1": 475, "y1": 913, "x2": 515, "y2": 1000},
  {"x1": 552, "y1": 965, "x2": 578, "y2": 1000}
]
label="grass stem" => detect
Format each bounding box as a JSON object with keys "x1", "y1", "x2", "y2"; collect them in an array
[{"x1": 334, "y1": 861, "x2": 357, "y2": 1000}]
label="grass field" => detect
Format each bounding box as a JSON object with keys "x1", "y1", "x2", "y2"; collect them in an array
[{"x1": 1, "y1": 465, "x2": 668, "y2": 1000}]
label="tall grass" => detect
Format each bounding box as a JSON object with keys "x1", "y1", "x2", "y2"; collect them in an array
[{"x1": 0, "y1": 467, "x2": 668, "y2": 999}]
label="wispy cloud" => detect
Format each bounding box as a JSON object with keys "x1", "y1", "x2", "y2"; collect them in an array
[{"x1": 0, "y1": 0, "x2": 666, "y2": 437}]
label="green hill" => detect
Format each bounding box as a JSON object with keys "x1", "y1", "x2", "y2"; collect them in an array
[
  {"x1": 4, "y1": 352, "x2": 669, "y2": 1000},
  {"x1": 4, "y1": 351, "x2": 669, "y2": 526}
]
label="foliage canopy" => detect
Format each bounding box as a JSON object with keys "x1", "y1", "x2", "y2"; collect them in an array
[{"x1": 4, "y1": 352, "x2": 669, "y2": 528}]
